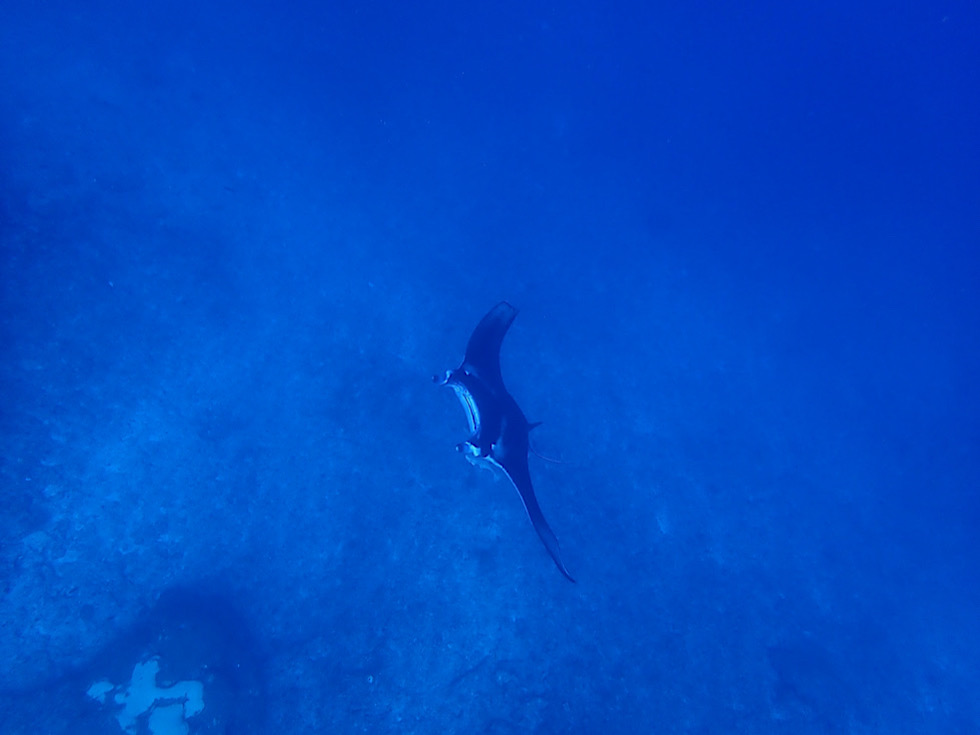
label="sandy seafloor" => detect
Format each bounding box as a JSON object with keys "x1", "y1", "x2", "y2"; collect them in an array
[{"x1": 1, "y1": 2, "x2": 978, "y2": 733}]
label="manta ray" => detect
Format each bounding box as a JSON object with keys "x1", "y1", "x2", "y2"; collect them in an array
[{"x1": 435, "y1": 302, "x2": 575, "y2": 582}]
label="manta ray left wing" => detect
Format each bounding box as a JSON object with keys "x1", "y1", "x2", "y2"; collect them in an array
[{"x1": 461, "y1": 301, "x2": 518, "y2": 393}]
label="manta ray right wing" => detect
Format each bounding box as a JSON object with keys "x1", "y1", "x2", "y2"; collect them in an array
[{"x1": 494, "y1": 445, "x2": 576, "y2": 583}]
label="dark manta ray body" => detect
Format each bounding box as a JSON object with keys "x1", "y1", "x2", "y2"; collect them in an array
[{"x1": 435, "y1": 302, "x2": 575, "y2": 582}]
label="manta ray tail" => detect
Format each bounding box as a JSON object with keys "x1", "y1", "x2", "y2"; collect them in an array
[{"x1": 527, "y1": 423, "x2": 563, "y2": 463}]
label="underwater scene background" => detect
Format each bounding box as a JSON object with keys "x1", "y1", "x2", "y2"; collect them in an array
[{"x1": 1, "y1": 1, "x2": 977, "y2": 733}]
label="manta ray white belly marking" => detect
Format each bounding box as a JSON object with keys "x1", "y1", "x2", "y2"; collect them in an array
[
  {"x1": 447, "y1": 382, "x2": 480, "y2": 435},
  {"x1": 434, "y1": 302, "x2": 575, "y2": 582}
]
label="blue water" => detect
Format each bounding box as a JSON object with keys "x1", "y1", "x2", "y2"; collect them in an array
[{"x1": 2, "y1": 1, "x2": 977, "y2": 732}]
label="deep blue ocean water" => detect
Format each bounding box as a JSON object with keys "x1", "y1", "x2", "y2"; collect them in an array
[{"x1": 1, "y1": 1, "x2": 977, "y2": 732}]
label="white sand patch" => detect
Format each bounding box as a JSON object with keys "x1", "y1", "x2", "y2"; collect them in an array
[
  {"x1": 86, "y1": 657, "x2": 204, "y2": 734},
  {"x1": 86, "y1": 679, "x2": 113, "y2": 703}
]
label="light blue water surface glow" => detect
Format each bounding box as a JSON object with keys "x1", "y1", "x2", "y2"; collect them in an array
[{"x1": 1, "y1": 1, "x2": 977, "y2": 732}]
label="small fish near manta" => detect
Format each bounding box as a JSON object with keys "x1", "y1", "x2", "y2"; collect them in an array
[{"x1": 435, "y1": 302, "x2": 575, "y2": 582}]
